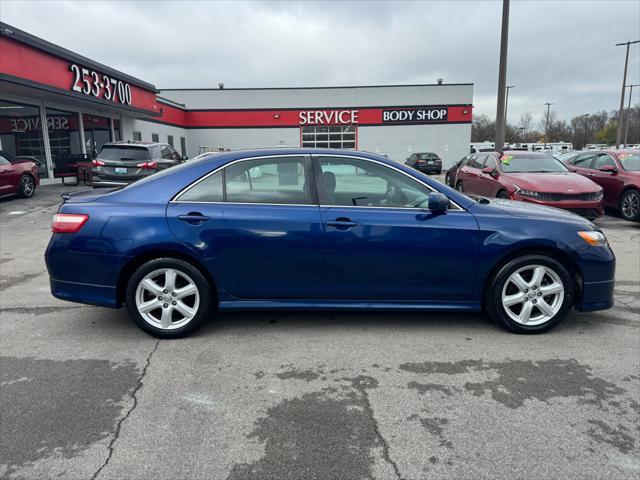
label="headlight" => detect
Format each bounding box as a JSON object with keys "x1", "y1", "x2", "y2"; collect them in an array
[
  {"x1": 513, "y1": 185, "x2": 540, "y2": 198},
  {"x1": 578, "y1": 230, "x2": 608, "y2": 247}
]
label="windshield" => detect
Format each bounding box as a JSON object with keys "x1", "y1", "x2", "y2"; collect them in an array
[
  {"x1": 617, "y1": 153, "x2": 640, "y2": 171},
  {"x1": 98, "y1": 146, "x2": 150, "y2": 161},
  {"x1": 498, "y1": 154, "x2": 569, "y2": 173}
]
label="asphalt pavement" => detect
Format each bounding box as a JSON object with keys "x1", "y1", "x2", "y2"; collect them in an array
[{"x1": 1, "y1": 180, "x2": 639, "y2": 480}]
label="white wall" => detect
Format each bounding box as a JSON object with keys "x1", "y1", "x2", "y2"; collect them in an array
[{"x1": 121, "y1": 118, "x2": 188, "y2": 155}]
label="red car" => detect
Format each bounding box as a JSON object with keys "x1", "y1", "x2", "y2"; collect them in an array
[
  {"x1": 564, "y1": 150, "x2": 640, "y2": 221},
  {"x1": 0, "y1": 152, "x2": 40, "y2": 199},
  {"x1": 454, "y1": 150, "x2": 604, "y2": 219}
]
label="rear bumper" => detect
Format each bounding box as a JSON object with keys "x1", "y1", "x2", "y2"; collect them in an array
[
  {"x1": 513, "y1": 196, "x2": 604, "y2": 218},
  {"x1": 415, "y1": 165, "x2": 442, "y2": 173},
  {"x1": 50, "y1": 279, "x2": 119, "y2": 308}
]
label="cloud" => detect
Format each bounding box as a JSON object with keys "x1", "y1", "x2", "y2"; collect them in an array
[{"x1": 1, "y1": 0, "x2": 638, "y2": 122}]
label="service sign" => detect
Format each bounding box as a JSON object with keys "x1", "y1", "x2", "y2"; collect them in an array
[
  {"x1": 299, "y1": 110, "x2": 359, "y2": 125},
  {"x1": 382, "y1": 107, "x2": 448, "y2": 124},
  {"x1": 69, "y1": 63, "x2": 132, "y2": 105}
]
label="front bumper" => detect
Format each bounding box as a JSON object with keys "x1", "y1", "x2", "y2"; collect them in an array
[
  {"x1": 513, "y1": 195, "x2": 604, "y2": 218},
  {"x1": 576, "y1": 279, "x2": 615, "y2": 312}
]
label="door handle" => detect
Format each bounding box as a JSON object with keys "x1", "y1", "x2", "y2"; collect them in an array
[
  {"x1": 177, "y1": 213, "x2": 210, "y2": 224},
  {"x1": 586, "y1": 173, "x2": 595, "y2": 176},
  {"x1": 326, "y1": 218, "x2": 358, "y2": 228}
]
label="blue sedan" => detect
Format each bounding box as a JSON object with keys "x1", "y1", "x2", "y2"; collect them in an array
[{"x1": 45, "y1": 149, "x2": 615, "y2": 338}]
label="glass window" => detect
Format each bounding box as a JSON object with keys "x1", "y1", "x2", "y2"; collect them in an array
[
  {"x1": 98, "y1": 145, "x2": 150, "y2": 161},
  {"x1": 0, "y1": 99, "x2": 47, "y2": 177},
  {"x1": 317, "y1": 156, "x2": 431, "y2": 208},
  {"x1": 618, "y1": 153, "x2": 640, "y2": 171},
  {"x1": 180, "y1": 137, "x2": 187, "y2": 157},
  {"x1": 46, "y1": 108, "x2": 84, "y2": 179},
  {"x1": 470, "y1": 154, "x2": 486, "y2": 169},
  {"x1": 113, "y1": 119, "x2": 121, "y2": 141},
  {"x1": 178, "y1": 171, "x2": 223, "y2": 202},
  {"x1": 593, "y1": 153, "x2": 616, "y2": 169},
  {"x1": 168, "y1": 135, "x2": 174, "y2": 147},
  {"x1": 225, "y1": 156, "x2": 309, "y2": 204},
  {"x1": 499, "y1": 154, "x2": 569, "y2": 173},
  {"x1": 571, "y1": 153, "x2": 595, "y2": 168},
  {"x1": 484, "y1": 155, "x2": 498, "y2": 170},
  {"x1": 0, "y1": 155, "x2": 10, "y2": 165},
  {"x1": 301, "y1": 125, "x2": 356, "y2": 149},
  {"x1": 82, "y1": 114, "x2": 112, "y2": 159},
  {"x1": 133, "y1": 131, "x2": 142, "y2": 141},
  {"x1": 151, "y1": 133, "x2": 159, "y2": 143},
  {"x1": 160, "y1": 146, "x2": 173, "y2": 159}
]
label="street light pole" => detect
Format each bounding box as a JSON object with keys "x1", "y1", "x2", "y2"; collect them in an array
[
  {"x1": 615, "y1": 40, "x2": 639, "y2": 148},
  {"x1": 582, "y1": 114, "x2": 590, "y2": 149},
  {"x1": 505, "y1": 85, "x2": 515, "y2": 121},
  {"x1": 623, "y1": 84, "x2": 639, "y2": 147},
  {"x1": 494, "y1": 0, "x2": 510, "y2": 154},
  {"x1": 544, "y1": 102, "x2": 553, "y2": 149}
]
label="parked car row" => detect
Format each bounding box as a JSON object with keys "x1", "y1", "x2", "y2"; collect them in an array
[{"x1": 444, "y1": 150, "x2": 639, "y2": 222}]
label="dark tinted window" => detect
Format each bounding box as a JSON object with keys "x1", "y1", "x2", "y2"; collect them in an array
[
  {"x1": 178, "y1": 171, "x2": 223, "y2": 202},
  {"x1": 498, "y1": 154, "x2": 569, "y2": 173},
  {"x1": 225, "y1": 156, "x2": 309, "y2": 204},
  {"x1": 151, "y1": 133, "x2": 159, "y2": 143},
  {"x1": 160, "y1": 146, "x2": 173, "y2": 159},
  {"x1": 415, "y1": 153, "x2": 439, "y2": 160},
  {"x1": 97, "y1": 146, "x2": 150, "y2": 161},
  {"x1": 572, "y1": 153, "x2": 595, "y2": 167}
]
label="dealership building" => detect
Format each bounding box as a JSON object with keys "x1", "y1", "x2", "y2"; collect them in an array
[{"x1": 0, "y1": 22, "x2": 473, "y2": 183}]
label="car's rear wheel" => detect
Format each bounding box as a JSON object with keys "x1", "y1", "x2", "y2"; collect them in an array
[
  {"x1": 455, "y1": 181, "x2": 464, "y2": 192},
  {"x1": 485, "y1": 254, "x2": 574, "y2": 334},
  {"x1": 496, "y1": 189, "x2": 510, "y2": 199},
  {"x1": 125, "y1": 258, "x2": 212, "y2": 338},
  {"x1": 619, "y1": 189, "x2": 640, "y2": 221},
  {"x1": 18, "y1": 174, "x2": 35, "y2": 198}
]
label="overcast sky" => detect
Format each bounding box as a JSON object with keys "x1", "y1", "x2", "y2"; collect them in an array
[{"x1": 2, "y1": 0, "x2": 639, "y2": 124}]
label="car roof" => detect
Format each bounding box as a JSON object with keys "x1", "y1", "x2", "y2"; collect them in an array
[{"x1": 102, "y1": 141, "x2": 165, "y2": 148}]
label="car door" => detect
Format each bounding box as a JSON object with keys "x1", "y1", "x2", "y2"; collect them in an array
[
  {"x1": 460, "y1": 154, "x2": 486, "y2": 194},
  {"x1": 476, "y1": 154, "x2": 501, "y2": 196},
  {"x1": 0, "y1": 155, "x2": 17, "y2": 195},
  {"x1": 314, "y1": 155, "x2": 479, "y2": 301},
  {"x1": 167, "y1": 154, "x2": 324, "y2": 299},
  {"x1": 589, "y1": 153, "x2": 623, "y2": 208}
]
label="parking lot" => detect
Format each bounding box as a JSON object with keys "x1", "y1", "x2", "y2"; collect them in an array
[{"x1": 1, "y1": 182, "x2": 638, "y2": 480}]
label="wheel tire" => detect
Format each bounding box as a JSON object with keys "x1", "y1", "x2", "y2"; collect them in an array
[
  {"x1": 619, "y1": 189, "x2": 640, "y2": 221},
  {"x1": 485, "y1": 254, "x2": 574, "y2": 334},
  {"x1": 125, "y1": 258, "x2": 212, "y2": 338},
  {"x1": 496, "y1": 190, "x2": 510, "y2": 199},
  {"x1": 18, "y1": 174, "x2": 36, "y2": 198},
  {"x1": 456, "y1": 181, "x2": 464, "y2": 192}
]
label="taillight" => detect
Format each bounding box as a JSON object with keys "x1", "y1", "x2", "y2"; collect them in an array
[
  {"x1": 136, "y1": 161, "x2": 157, "y2": 169},
  {"x1": 52, "y1": 214, "x2": 89, "y2": 233},
  {"x1": 92, "y1": 159, "x2": 105, "y2": 167}
]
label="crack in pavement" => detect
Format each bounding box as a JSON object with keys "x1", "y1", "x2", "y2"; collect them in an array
[
  {"x1": 351, "y1": 376, "x2": 406, "y2": 480},
  {"x1": 90, "y1": 340, "x2": 160, "y2": 480},
  {"x1": 0, "y1": 306, "x2": 84, "y2": 315}
]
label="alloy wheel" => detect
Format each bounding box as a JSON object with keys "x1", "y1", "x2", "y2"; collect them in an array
[
  {"x1": 21, "y1": 176, "x2": 34, "y2": 196},
  {"x1": 621, "y1": 190, "x2": 640, "y2": 220},
  {"x1": 135, "y1": 268, "x2": 200, "y2": 330},
  {"x1": 501, "y1": 265, "x2": 564, "y2": 326}
]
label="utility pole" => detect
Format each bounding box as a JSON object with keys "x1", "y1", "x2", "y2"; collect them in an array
[
  {"x1": 582, "y1": 113, "x2": 590, "y2": 149},
  {"x1": 519, "y1": 127, "x2": 525, "y2": 144},
  {"x1": 505, "y1": 85, "x2": 515, "y2": 121},
  {"x1": 494, "y1": 0, "x2": 510, "y2": 154},
  {"x1": 544, "y1": 102, "x2": 553, "y2": 149},
  {"x1": 623, "y1": 84, "x2": 639, "y2": 147},
  {"x1": 615, "y1": 40, "x2": 639, "y2": 148}
]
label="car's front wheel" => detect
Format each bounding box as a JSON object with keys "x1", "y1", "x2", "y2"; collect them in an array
[
  {"x1": 455, "y1": 181, "x2": 464, "y2": 192},
  {"x1": 619, "y1": 189, "x2": 640, "y2": 221},
  {"x1": 125, "y1": 258, "x2": 212, "y2": 338},
  {"x1": 485, "y1": 255, "x2": 574, "y2": 334}
]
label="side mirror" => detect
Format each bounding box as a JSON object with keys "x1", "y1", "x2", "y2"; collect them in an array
[
  {"x1": 182, "y1": 155, "x2": 189, "y2": 161},
  {"x1": 482, "y1": 166, "x2": 498, "y2": 177},
  {"x1": 427, "y1": 192, "x2": 450, "y2": 214},
  {"x1": 599, "y1": 165, "x2": 617, "y2": 174}
]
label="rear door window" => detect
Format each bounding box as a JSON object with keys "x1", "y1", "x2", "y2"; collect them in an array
[
  {"x1": 571, "y1": 153, "x2": 595, "y2": 168},
  {"x1": 178, "y1": 171, "x2": 224, "y2": 202},
  {"x1": 224, "y1": 156, "x2": 310, "y2": 205}
]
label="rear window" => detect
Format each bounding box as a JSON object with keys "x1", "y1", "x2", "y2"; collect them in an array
[
  {"x1": 98, "y1": 146, "x2": 150, "y2": 161},
  {"x1": 416, "y1": 153, "x2": 440, "y2": 160},
  {"x1": 498, "y1": 154, "x2": 569, "y2": 173}
]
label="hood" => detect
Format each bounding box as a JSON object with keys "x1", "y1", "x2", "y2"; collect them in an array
[
  {"x1": 502, "y1": 172, "x2": 600, "y2": 193},
  {"x1": 471, "y1": 198, "x2": 595, "y2": 227}
]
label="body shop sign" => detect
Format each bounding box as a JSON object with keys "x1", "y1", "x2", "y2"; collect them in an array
[{"x1": 382, "y1": 107, "x2": 448, "y2": 124}]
